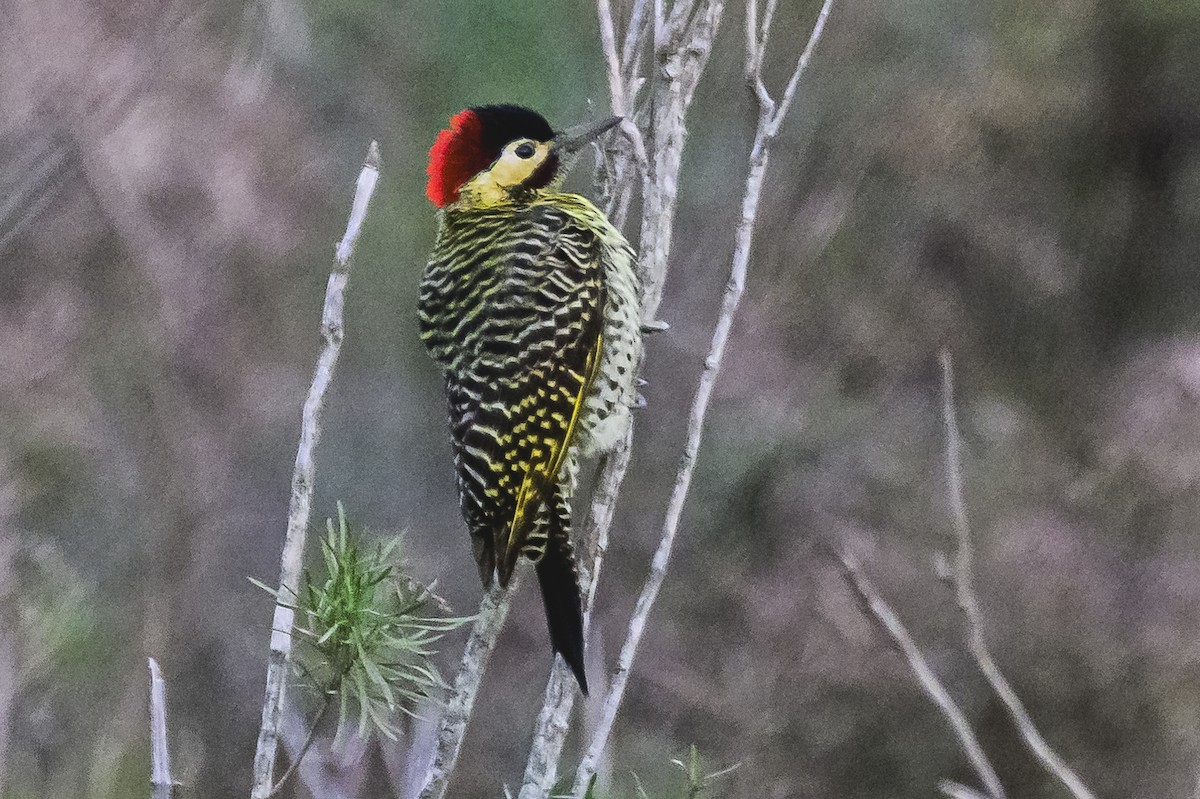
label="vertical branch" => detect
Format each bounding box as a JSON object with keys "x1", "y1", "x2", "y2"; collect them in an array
[
  {"x1": 638, "y1": 0, "x2": 725, "y2": 317},
  {"x1": 417, "y1": 581, "x2": 517, "y2": 799},
  {"x1": 597, "y1": 0, "x2": 628, "y2": 118},
  {"x1": 148, "y1": 658, "x2": 175, "y2": 799},
  {"x1": 939, "y1": 352, "x2": 1098, "y2": 799},
  {"x1": 249, "y1": 141, "x2": 382, "y2": 799}
]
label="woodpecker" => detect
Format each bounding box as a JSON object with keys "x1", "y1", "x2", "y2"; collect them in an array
[{"x1": 418, "y1": 105, "x2": 642, "y2": 693}]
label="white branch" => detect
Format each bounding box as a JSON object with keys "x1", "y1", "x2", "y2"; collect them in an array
[
  {"x1": 148, "y1": 658, "x2": 175, "y2": 799},
  {"x1": 571, "y1": 4, "x2": 831, "y2": 793},
  {"x1": 940, "y1": 780, "x2": 997, "y2": 799},
  {"x1": 620, "y1": 0, "x2": 651, "y2": 77},
  {"x1": 417, "y1": 581, "x2": 516, "y2": 799},
  {"x1": 768, "y1": 0, "x2": 833, "y2": 135},
  {"x1": 248, "y1": 141, "x2": 381, "y2": 798},
  {"x1": 939, "y1": 351, "x2": 1099, "y2": 799},
  {"x1": 517, "y1": 664, "x2": 575, "y2": 799},
  {"x1": 597, "y1": 0, "x2": 628, "y2": 118},
  {"x1": 637, "y1": 0, "x2": 726, "y2": 316},
  {"x1": 835, "y1": 551, "x2": 1005, "y2": 799}
]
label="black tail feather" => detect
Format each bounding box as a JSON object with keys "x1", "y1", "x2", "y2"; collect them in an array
[{"x1": 535, "y1": 497, "x2": 588, "y2": 694}]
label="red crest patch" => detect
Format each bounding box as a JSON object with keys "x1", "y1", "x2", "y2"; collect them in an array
[{"x1": 426, "y1": 110, "x2": 491, "y2": 207}]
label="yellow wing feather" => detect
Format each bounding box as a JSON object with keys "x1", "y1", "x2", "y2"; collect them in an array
[{"x1": 500, "y1": 330, "x2": 604, "y2": 579}]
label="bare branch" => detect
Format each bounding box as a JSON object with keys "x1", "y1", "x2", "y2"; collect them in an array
[
  {"x1": 517, "y1": 665, "x2": 576, "y2": 799},
  {"x1": 940, "y1": 351, "x2": 1098, "y2": 799},
  {"x1": 759, "y1": 0, "x2": 780, "y2": 52},
  {"x1": 745, "y1": 0, "x2": 759, "y2": 72},
  {"x1": 572, "y1": 4, "x2": 830, "y2": 792},
  {"x1": 767, "y1": 0, "x2": 834, "y2": 135},
  {"x1": 653, "y1": 0, "x2": 667, "y2": 50},
  {"x1": 834, "y1": 551, "x2": 1006, "y2": 799},
  {"x1": 620, "y1": 0, "x2": 651, "y2": 77},
  {"x1": 637, "y1": 0, "x2": 725, "y2": 317},
  {"x1": 266, "y1": 694, "x2": 332, "y2": 797},
  {"x1": 417, "y1": 582, "x2": 516, "y2": 799},
  {"x1": 744, "y1": 0, "x2": 772, "y2": 110},
  {"x1": 597, "y1": 0, "x2": 628, "y2": 117},
  {"x1": 940, "y1": 780, "x2": 997, "y2": 799},
  {"x1": 148, "y1": 658, "x2": 176, "y2": 799},
  {"x1": 249, "y1": 141, "x2": 381, "y2": 799}
]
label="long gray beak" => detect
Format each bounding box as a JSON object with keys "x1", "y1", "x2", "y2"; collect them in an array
[{"x1": 551, "y1": 116, "x2": 623, "y2": 156}]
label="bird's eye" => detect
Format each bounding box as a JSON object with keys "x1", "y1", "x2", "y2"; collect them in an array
[{"x1": 515, "y1": 142, "x2": 536, "y2": 159}]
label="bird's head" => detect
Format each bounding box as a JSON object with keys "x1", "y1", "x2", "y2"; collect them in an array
[{"x1": 426, "y1": 104, "x2": 621, "y2": 208}]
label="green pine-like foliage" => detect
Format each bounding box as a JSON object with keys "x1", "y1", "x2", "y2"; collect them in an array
[{"x1": 254, "y1": 503, "x2": 469, "y2": 742}]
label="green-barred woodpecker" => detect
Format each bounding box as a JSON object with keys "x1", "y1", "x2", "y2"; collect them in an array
[{"x1": 418, "y1": 105, "x2": 642, "y2": 693}]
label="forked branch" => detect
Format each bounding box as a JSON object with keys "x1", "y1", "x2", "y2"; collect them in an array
[
  {"x1": 939, "y1": 352, "x2": 1097, "y2": 799},
  {"x1": 834, "y1": 550, "x2": 1005, "y2": 799}
]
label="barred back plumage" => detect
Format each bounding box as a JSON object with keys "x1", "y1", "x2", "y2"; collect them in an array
[{"x1": 419, "y1": 106, "x2": 640, "y2": 694}]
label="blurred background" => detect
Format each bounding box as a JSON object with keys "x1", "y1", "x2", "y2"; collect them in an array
[{"x1": 3, "y1": 0, "x2": 1200, "y2": 796}]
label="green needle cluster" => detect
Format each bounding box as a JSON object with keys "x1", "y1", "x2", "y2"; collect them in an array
[{"x1": 255, "y1": 503, "x2": 469, "y2": 742}]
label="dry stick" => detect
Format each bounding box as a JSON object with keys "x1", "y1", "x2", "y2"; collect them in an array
[
  {"x1": 248, "y1": 141, "x2": 382, "y2": 799},
  {"x1": 516, "y1": 3, "x2": 722, "y2": 796},
  {"x1": 148, "y1": 658, "x2": 175, "y2": 799},
  {"x1": 940, "y1": 780, "x2": 998, "y2": 799},
  {"x1": 939, "y1": 352, "x2": 1099, "y2": 799},
  {"x1": 834, "y1": 551, "x2": 1005, "y2": 799},
  {"x1": 572, "y1": 2, "x2": 832, "y2": 792},
  {"x1": 266, "y1": 694, "x2": 333, "y2": 797},
  {"x1": 620, "y1": 0, "x2": 651, "y2": 75},
  {"x1": 418, "y1": 581, "x2": 517, "y2": 799},
  {"x1": 639, "y1": 0, "x2": 724, "y2": 317}
]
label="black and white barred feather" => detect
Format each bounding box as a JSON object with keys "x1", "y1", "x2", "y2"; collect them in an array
[{"x1": 419, "y1": 191, "x2": 640, "y2": 692}]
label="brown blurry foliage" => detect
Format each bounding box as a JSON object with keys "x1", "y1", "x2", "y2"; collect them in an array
[{"x1": 3, "y1": 0, "x2": 1200, "y2": 797}]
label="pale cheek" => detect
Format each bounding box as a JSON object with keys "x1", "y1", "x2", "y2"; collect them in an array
[{"x1": 490, "y1": 156, "x2": 539, "y2": 187}]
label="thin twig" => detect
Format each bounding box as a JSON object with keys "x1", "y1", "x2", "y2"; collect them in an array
[
  {"x1": 249, "y1": 141, "x2": 382, "y2": 799},
  {"x1": 834, "y1": 550, "x2": 1005, "y2": 799},
  {"x1": 940, "y1": 780, "x2": 997, "y2": 799},
  {"x1": 572, "y1": 3, "x2": 831, "y2": 793},
  {"x1": 418, "y1": 581, "x2": 517, "y2": 799},
  {"x1": 517, "y1": 663, "x2": 576, "y2": 799},
  {"x1": 266, "y1": 693, "x2": 333, "y2": 797},
  {"x1": 939, "y1": 351, "x2": 1099, "y2": 799},
  {"x1": 767, "y1": 0, "x2": 833, "y2": 136},
  {"x1": 148, "y1": 658, "x2": 175, "y2": 799}
]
